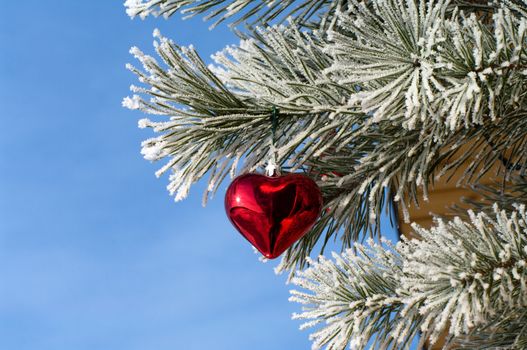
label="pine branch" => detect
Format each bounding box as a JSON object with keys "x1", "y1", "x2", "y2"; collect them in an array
[
  {"x1": 290, "y1": 206, "x2": 527, "y2": 350},
  {"x1": 455, "y1": 174, "x2": 527, "y2": 216},
  {"x1": 327, "y1": 0, "x2": 527, "y2": 135},
  {"x1": 124, "y1": 25, "x2": 441, "y2": 271},
  {"x1": 123, "y1": 30, "x2": 274, "y2": 203},
  {"x1": 502, "y1": 0, "x2": 527, "y2": 17},
  {"x1": 449, "y1": 310, "x2": 527, "y2": 349},
  {"x1": 125, "y1": 1, "x2": 527, "y2": 272},
  {"x1": 123, "y1": 0, "x2": 340, "y2": 29},
  {"x1": 124, "y1": 27, "x2": 386, "y2": 269},
  {"x1": 124, "y1": 1, "x2": 527, "y2": 348},
  {"x1": 122, "y1": 0, "x2": 504, "y2": 27}
]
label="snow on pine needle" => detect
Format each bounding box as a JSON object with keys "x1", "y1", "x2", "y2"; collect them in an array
[
  {"x1": 326, "y1": 0, "x2": 527, "y2": 135},
  {"x1": 124, "y1": 0, "x2": 184, "y2": 19},
  {"x1": 123, "y1": 0, "x2": 338, "y2": 28},
  {"x1": 291, "y1": 205, "x2": 527, "y2": 350},
  {"x1": 123, "y1": 28, "x2": 356, "y2": 207},
  {"x1": 124, "y1": 0, "x2": 527, "y2": 273},
  {"x1": 123, "y1": 30, "x2": 273, "y2": 204}
]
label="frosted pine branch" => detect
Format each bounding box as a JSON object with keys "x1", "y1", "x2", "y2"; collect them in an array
[
  {"x1": 503, "y1": 0, "x2": 527, "y2": 17},
  {"x1": 124, "y1": 0, "x2": 339, "y2": 28},
  {"x1": 124, "y1": 26, "x2": 428, "y2": 272},
  {"x1": 124, "y1": 0, "x2": 527, "y2": 348},
  {"x1": 125, "y1": 28, "x2": 390, "y2": 268},
  {"x1": 456, "y1": 174, "x2": 527, "y2": 218},
  {"x1": 449, "y1": 310, "x2": 527, "y2": 349},
  {"x1": 125, "y1": 1, "x2": 527, "y2": 271},
  {"x1": 327, "y1": 0, "x2": 527, "y2": 135},
  {"x1": 124, "y1": 28, "x2": 379, "y2": 216},
  {"x1": 124, "y1": 31, "x2": 272, "y2": 203},
  {"x1": 291, "y1": 206, "x2": 527, "y2": 350}
]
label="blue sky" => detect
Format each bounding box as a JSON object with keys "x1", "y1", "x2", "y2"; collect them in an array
[{"x1": 0, "y1": 2, "x2": 400, "y2": 349}]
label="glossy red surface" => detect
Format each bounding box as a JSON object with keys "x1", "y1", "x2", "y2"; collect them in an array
[{"x1": 225, "y1": 173, "x2": 322, "y2": 259}]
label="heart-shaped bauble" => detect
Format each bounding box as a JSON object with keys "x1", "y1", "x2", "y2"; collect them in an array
[{"x1": 225, "y1": 173, "x2": 322, "y2": 259}]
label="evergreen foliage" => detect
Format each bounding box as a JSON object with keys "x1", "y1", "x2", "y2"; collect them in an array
[
  {"x1": 290, "y1": 206, "x2": 527, "y2": 349},
  {"x1": 124, "y1": 0, "x2": 527, "y2": 348}
]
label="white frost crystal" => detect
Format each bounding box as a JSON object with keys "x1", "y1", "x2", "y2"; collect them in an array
[
  {"x1": 291, "y1": 207, "x2": 527, "y2": 349},
  {"x1": 122, "y1": 95, "x2": 141, "y2": 110}
]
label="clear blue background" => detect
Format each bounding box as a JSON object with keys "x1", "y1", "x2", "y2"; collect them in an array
[{"x1": 0, "y1": 2, "x2": 399, "y2": 349}]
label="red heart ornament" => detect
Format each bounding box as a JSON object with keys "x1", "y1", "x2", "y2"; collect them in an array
[{"x1": 225, "y1": 173, "x2": 322, "y2": 259}]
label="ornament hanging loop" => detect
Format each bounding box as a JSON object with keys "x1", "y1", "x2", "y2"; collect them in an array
[{"x1": 266, "y1": 106, "x2": 280, "y2": 177}]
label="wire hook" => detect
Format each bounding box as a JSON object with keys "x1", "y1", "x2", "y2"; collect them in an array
[{"x1": 266, "y1": 106, "x2": 280, "y2": 176}]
